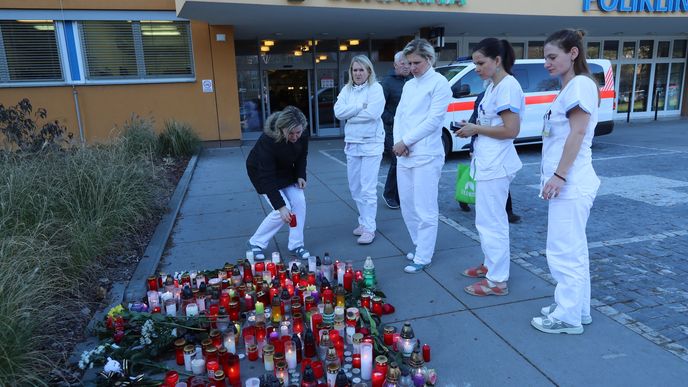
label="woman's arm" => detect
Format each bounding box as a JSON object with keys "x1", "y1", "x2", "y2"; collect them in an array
[
  {"x1": 346, "y1": 83, "x2": 385, "y2": 124},
  {"x1": 401, "y1": 79, "x2": 452, "y2": 146},
  {"x1": 334, "y1": 87, "x2": 363, "y2": 120},
  {"x1": 456, "y1": 109, "x2": 520, "y2": 139}
]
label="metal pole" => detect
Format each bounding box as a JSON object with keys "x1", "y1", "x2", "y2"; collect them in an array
[
  {"x1": 72, "y1": 86, "x2": 85, "y2": 145},
  {"x1": 654, "y1": 88, "x2": 660, "y2": 121}
]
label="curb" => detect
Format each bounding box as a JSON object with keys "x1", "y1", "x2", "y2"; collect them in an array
[{"x1": 123, "y1": 152, "x2": 199, "y2": 303}]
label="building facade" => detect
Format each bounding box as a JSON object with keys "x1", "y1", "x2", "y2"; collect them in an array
[{"x1": 1, "y1": 0, "x2": 686, "y2": 143}]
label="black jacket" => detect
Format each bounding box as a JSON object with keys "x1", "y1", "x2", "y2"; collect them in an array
[
  {"x1": 246, "y1": 133, "x2": 308, "y2": 210},
  {"x1": 381, "y1": 70, "x2": 412, "y2": 128}
]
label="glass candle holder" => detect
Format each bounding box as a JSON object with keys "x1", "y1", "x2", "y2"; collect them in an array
[
  {"x1": 383, "y1": 326, "x2": 396, "y2": 346},
  {"x1": 174, "y1": 338, "x2": 186, "y2": 366},
  {"x1": 147, "y1": 276, "x2": 159, "y2": 291},
  {"x1": 247, "y1": 344, "x2": 258, "y2": 361},
  {"x1": 360, "y1": 342, "x2": 373, "y2": 380},
  {"x1": 263, "y1": 344, "x2": 275, "y2": 371}
]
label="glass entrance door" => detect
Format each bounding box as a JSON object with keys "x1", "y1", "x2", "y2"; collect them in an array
[{"x1": 263, "y1": 69, "x2": 312, "y2": 130}]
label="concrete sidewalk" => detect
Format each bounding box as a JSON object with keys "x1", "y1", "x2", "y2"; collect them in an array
[{"x1": 157, "y1": 134, "x2": 688, "y2": 385}]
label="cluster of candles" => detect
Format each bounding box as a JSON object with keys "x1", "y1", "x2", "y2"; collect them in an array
[{"x1": 143, "y1": 252, "x2": 434, "y2": 386}]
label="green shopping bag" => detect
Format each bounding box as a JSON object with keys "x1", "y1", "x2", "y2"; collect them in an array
[{"x1": 454, "y1": 163, "x2": 476, "y2": 204}]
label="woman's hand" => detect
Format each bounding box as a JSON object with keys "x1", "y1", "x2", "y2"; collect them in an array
[
  {"x1": 393, "y1": 140, "x2": 409, "y2": 157},
  {"x1": 456, "y1": 122, "x2": 478, "y2": 138},
  {"x1": 541, "y1": 175, "x2": 565, "y2": 200},
  {"x1": 297, "y1": 178, "x2": 307, "y2": 189},
  {"x1": 278, "y1": 206, "x2": 292, "y2": 223}
]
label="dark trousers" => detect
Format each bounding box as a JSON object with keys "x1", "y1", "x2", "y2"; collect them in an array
[{"x1": 383, "y1": 128, "x2": 399, "y2": 202}]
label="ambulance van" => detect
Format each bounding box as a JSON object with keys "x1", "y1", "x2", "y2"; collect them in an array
[{"x1": 436, "y1": 59, "x2": 616, "y2": 154}]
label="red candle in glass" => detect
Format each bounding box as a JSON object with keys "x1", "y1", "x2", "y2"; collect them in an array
[
  {"x1": 245, "y1": 293, "x2": 255, "y2": 311},
  {"x1": 267, "y1": 262, "x2": 277, "y2": 277},
  {"x1": 423, "y1": 343, "x2": 431, "y2": 362},
  {"x1": 322, "y1": 289, "x2": 334, "y2": 304},
  {"x1": 343, "y1": 269, "x2": 353, "y2": 292},
  {"x1": 352, "y1": 353, "x2": 361, "y2": 368},
  {"x1": 383, "y1": 328, "x2": 394, "y2": 346},
  {"x1": 291, "y1": 270, "x2": 300, "y2": 285},
  {"x1": 271, "y1": 336, "x2": 284, "y2": 354},
  {"x1": 311, "y1": 360, "x2": 324, "y2": 379},
  {"x1": 360, "y1": 294, "x2": 371, "y2": 309},
  {"x1": 226, "y1": 353, "x2": 240, "y2": 385},
  {"x1": 147, "y1": 276, "x2": 159, "y2": 291},
  {"x1": 163, "y1": 370, "x2": 179, "y2": 387},
  {"x1": 228, "y1": 300, "x2": 240, "y2": 321},
  {"x1": 372, "y1": 298, "x2": 383, "y2": 316},
  {"x1": 301, "y1": 357, "x2": 312, "y2": 373},
  {"x1": 304, "y1": 296, "x2": 315, "y2": 312},
  {"x1": 392, "y1": 333, "x2": 401, "y2": 351},
  {"x1": 174, "y1": 339, "x2": 186, "y2": 365},
  {"x1": 286, "y1": 283, "x2": 295, "y2": 297},
  {"x1": 307, "y1": 272, "x2": 317, "y2": 285},
  {"x1": 254, "y1": 261, "x2": 265, "y2": 274},
  {"x1": 243, "y1": 325, "x2": 256, "y2": 344},
  {"x1": 279, "y1": 268, "x2": 288, "y2": 285},
  {"x1": 247, "y1": 344, "x2": 259, "y2": 361},
  {"x1": 372, "y1": 371, "x2": 385, "y2": 387},
  {"x1": 293, "y1": 314, "x2": 304, "y2": 335},
  {"x1": 206, "y1": 360, "x2": 220, "y2": 379},
  {"x1": 219, "y1": 292, "x2": 230, "y2": 310},
  {"x1": 311, "y1": 313, "x2": 322, "y2": 343}
]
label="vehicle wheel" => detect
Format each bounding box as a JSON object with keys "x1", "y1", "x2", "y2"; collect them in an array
[{"x1": 442, "y1": 129, "x2": 452, "y2": 158}]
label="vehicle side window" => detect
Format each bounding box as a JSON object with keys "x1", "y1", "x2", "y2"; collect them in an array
[
  {"x1": 589, "y1": 63, "x2": 605, "y2": 87},
  {"x1": 453, "y1": 70, "x2": 486, "y2": 98},
  {"x1": 515, "y1": 64, "x2": 561, "y2": 92},
  {"x1": 512, "y1": 66, "x2": 530, "y2": 91}
]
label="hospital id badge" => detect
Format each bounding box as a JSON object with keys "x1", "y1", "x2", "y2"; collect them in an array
[{"x1": 542, "y1": 110, "x2": 552, "y2": 137}]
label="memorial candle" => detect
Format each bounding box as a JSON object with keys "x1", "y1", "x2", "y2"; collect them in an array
[
  {"x1": 285, "y1": 340, "x2": 297, "y2": 370},
  {"x1": 360, "y1": 342, "x2": 373, "y2": 380}
]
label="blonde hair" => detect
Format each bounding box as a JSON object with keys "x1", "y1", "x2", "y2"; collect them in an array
[
  {"x1": 346, "y1": 55, "x2": 377, "y2": 87},
  {"x1": 264, "y1": 106, "x2": 307, "y2": 142},
  {"x1": 403, "y1": 39, "x2": 436, "y2": 66}
]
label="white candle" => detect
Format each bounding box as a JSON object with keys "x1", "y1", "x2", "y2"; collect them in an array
[
  {"x1": 185, "y1": 303, "x2": 199, "y2": 317},
  {"x1": 272, "y1": 252, "x2": 281, "y2": 263},
  {"x1": 196, "y1": 296, "x2": 206, "y2": 312},
  {"x1": 165, "y1": 300, "x2": 177, "y2": 316},
  {"x1": 191, "y1": 358, "x2": 205, "y2": 375},
  {"x1": 308, "y1": 255, "x2": 317, "y2": 273},
  {"x1": 284, "y1": 341, "x2": 297, "y2": 370},
  {"x1": 280, "y1": 321, "x2": 291, "y2": 337},
  {"x1": 224, "y1": 331, "x2": 236, "y2": 354},
  {"x1": 346, "y1": 326, "x2": 356, "y2": 345},
  {"x1": 337, "y1": 262, "x2": 345, "y2": 285},
  {"x1": 360, "y1": 342, "x2": 373, "y2": 380},
  {"x1": 183, "y1": 349, "x2": 193, "y2": 372},
  {"x1": 147, "y1": 290, "x2": 160, "y2": 308}
]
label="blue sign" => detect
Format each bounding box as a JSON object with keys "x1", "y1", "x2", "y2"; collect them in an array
[{"x1": 583, "y1": 0, "x2": 688, "y2": 12}]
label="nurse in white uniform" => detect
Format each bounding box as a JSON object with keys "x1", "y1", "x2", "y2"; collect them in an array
[
  {"x1": 455, "y1": 38, "x2": 524, "y2": 296},
  {"x1": 531, "y1": 29, "x2": 601, "y2": 335},
  {"x1": 393, "y1": 38, "x2": 452, "y2": 274}
]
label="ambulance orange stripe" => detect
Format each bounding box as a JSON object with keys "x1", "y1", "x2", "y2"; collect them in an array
[{"x1": 447, "y1": 90, "x2": 616, "y2": 112}]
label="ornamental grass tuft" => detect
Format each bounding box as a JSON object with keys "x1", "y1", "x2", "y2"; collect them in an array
[
  {"x1": 0, "y1": 125, "x2": 170, "y2": 383},
  {"x1": 157, "y1": 120, "x2": 201, "y2": 158}
]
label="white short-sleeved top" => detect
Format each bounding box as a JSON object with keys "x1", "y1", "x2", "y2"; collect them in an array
[
  {"x1": 472, "y1": 75, "x2": 524, "y2": 181},
  {"x1": 541, "y1": 75, "x2": 601, "y2": 198}
]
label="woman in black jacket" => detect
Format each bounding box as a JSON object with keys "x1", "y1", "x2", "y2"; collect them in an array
[{"x1": 246, "y1": 106, "x2": 310, "y2": 260}]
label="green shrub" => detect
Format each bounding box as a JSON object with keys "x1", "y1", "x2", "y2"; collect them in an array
[
  {"x1": 118, "y1": 115, "x2": 158, "y2": 159},
  {"x1": 0, "y1": 224, "x2": 69, "y2": 387},
  {"x1": 158, "y1": 120, "x2": 201, "y2": 157}
]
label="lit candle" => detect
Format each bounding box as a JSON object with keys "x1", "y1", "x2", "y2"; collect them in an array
[
  {"x1": 284, "y1": 340, "x2": 297, "y2": 370},
  {"x1": 183, "y1": 344, "x2": 195, "y2": 372},
  {"x1": 191, "y1": 358, "x2": 205, "y2": 375},
  {"x1": 371, "y1": 371, "x2": 385, "y2": 387},
  {"x1": 352, "y1": 353, "x2": 361, "y2": 369},
  {"x1": 360, "y1": 342, "x2": 373, "y2": 380},
  {"x1": 147, "y1": 290, "x2": 160, "y2": 309},
  {"x1": 255, "y1": 301, "x2": 264, "y2": 315},
  {"x1": 223, "y1": 330, "x2": 236, "y2": 354},
  {"x1": 337, "y1": 262, "x2": 345, "y2": 285}
]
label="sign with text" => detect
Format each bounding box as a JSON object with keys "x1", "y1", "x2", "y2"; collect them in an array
[
  {"x1": 583, "y1": 0, "x2": 688, "y2": 13},
  {"x1": 329, "y1": 0, "x2": 466, "y2": 5}
]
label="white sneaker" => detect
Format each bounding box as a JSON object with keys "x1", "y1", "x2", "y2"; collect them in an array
[
  {"x1": 540, "y1": 303, "x2": 593, "y2": 325},
  {"x1": 353, "y1": 225, "x2": 365, "y2": 236},
  {"x1": 531, "y1": 316, "x2": 584, "y2": 335},
  {"x1": 357, "y1": 231, "x2": 375, "y2": 245}
]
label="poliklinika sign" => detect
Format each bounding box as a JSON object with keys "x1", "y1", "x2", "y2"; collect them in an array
[{"x1": 583, "y1": 0, "x2": 688, "y2": 13}]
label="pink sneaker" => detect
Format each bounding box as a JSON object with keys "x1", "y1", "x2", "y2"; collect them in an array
[{"x1": 357, "y1": 231, "x2": 375, "y2": 245}]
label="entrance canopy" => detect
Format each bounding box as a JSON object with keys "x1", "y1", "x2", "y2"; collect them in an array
[{"x1": 177, "y1": 0, "x2": 688, "y2": 39}]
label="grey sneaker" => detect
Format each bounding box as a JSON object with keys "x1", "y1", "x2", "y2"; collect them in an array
[
  {"x1": 289, "y1": 246, "x2": 310, "y2": 260},
  {"x1": 357, "y1": 231, "x2": 375, "y2": 245},
  {"x1": 246, "y1": 241, "x2": 265, "y2": 260},
  {"x1": 541, "y1": 303, "x2": 592, "y2": 325},
  {"x1": 353, "y1": 225, "x2": 365, "y2": 236},
  {"x1": 531, "y1": 316, "x2": 584, "y2": 334}
]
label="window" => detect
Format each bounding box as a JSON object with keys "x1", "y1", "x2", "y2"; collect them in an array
[
  {"x1": 513, "y1": 64, "x2": 560, "y2": 93},
  {"x1": 658, "y1": 41, "x2": 671, "y2": 58},
  {"x1": 527, "y1": 41, "x2": 544, "y2": 59},
  {"x1": 603, "y1": 40, "x2": 619, "y2": 60},
  {"x1": 80, "y1": 20, "x2": 193, "y2": 80},
  {"x1": 454, "y1": 70, "x2": 485, "y2": 97},
  {"x1": 0, "y1": 20, "x2": 63, "y2": 83},
  {"x1": 673, "y1": 39, "x2": 687, "y2": 58},
  {"x1": 587, "y1": 42, "x2": 601, "y2": 59}
]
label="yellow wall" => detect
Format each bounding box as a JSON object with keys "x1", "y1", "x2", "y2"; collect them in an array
[
  {"x1": 0, "y1": 21, "x2": 242, "y2": 143},
  {"x1": 1, "y1": 0, "x2": 175, "y2": 11}
]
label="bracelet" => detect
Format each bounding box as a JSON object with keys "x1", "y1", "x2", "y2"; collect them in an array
[{"x1": 553, "y1": 172, "x2": 567, "y2": 182}]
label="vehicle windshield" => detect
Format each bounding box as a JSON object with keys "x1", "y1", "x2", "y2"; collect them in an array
[{"x1": 436, "y1": 65, "x2": 467, "y2": 81}]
